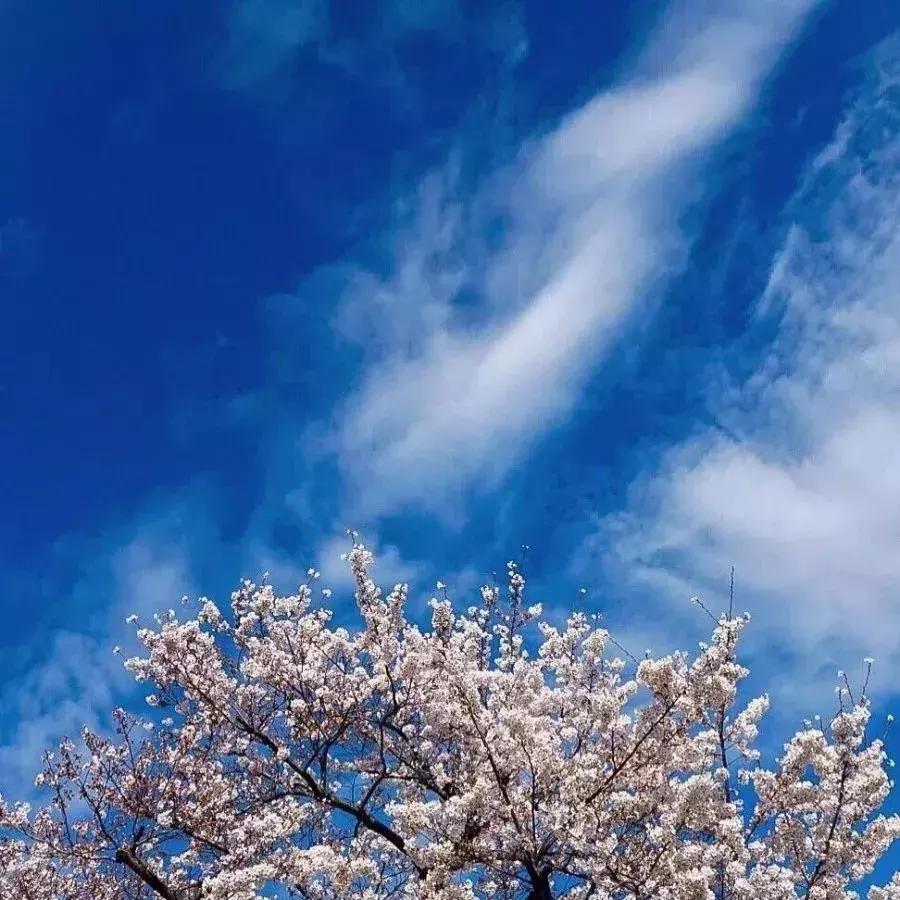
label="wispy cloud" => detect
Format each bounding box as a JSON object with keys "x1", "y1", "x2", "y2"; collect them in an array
[
  {"x1": 0, "y1": 0, "x2": 826, "y2": 796},
  {"x1": 588, "y1": 35, "x2": 900, "y2": 697},
  {"x1": 216, "y1": 0, "x2": 525, "y2": 110},
  {"x1": 0, "y1": 513, "x2": 195, "y2": 793},
  {"x1": 0, "y1": 631, "x2": 121, "y2": 796},
  {"x1": 321, "y1": 0, "x2": 820, "y2": 521},
  {"x1": 217, "y1": 0, "x2": 326, "y2": 91}
]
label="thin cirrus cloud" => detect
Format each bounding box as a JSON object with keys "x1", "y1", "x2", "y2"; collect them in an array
[
  {"x1": 217, "y1": 0, "x2": 326, "y2": 90},
  {"x1": 0, "y1": 526, "x2": 194, "y2": 796},
  {"x1": 216, "y1": 0, "x2": 521, "y2": 101},
  {"x1": 0, "y1": 0, "x2": 823, "y2": 790},
  {"x1": 592, "y1": 35, "x2": 900, "y2": 697},
  {"x1": 324, "y1": 0, "x2": 821, "y2": 523}
]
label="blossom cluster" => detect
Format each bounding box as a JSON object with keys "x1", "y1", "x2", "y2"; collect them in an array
[{"x1": 1, "y1": 545, "x2": 898, "y2": 899}]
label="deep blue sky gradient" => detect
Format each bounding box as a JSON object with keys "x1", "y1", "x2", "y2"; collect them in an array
[{"x1": 2, "y1": 0, "x2": 894, "y2": 555}]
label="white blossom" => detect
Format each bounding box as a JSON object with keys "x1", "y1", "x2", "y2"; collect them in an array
[{"x1": 2, "y1": 545, "x2": 898, "y2": 900}]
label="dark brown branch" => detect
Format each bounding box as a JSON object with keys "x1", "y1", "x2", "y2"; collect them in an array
[{"x1": 115, "y1": 847, "x2": 187, "y2": 900}]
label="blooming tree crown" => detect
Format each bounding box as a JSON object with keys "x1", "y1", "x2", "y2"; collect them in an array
[{"x1": 1, "y1": 544, "x2": 898, "y2": 899}]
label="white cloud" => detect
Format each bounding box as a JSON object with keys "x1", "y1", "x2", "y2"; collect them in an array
[
  {"x1": 592, "y1": 36, "x2": 900, "y2": 696},
  {"x1": 0, "y1": 631, "x2": 121, "y2": 798},
  {"x1": 0, "y1": 524, "x2": 194, "y2": 795},
  {"x1": 329, "y1": 0, "x2": 820, "y2": 520}
]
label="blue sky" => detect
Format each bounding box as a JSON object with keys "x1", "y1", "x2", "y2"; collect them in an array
[{"x1": 2, "y1": 0, "x2": 900, "y2": 844}]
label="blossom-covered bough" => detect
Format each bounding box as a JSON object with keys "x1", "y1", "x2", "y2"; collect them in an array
[{"x1": 2, "y1": 543, "x2": 898, "y2": 899}]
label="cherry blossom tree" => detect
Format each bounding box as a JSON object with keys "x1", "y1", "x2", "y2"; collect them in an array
[{"x1": 2, "y1": 542, "x2": 899, "y2": 899}]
